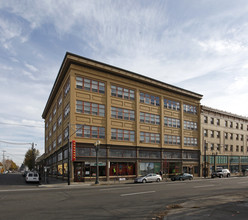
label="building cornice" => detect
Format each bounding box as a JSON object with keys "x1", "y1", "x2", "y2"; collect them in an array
[
  {"x1": 201, "y1": 105, "x2": 248, "y2": 121},
  {"x1": 42, "y1": 52, "x2": 203, "y2": 118}
]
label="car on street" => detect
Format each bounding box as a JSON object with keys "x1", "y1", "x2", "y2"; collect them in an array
[
  {"x1": 211, "y1": 169, "x2": 230, "y2": 178},
  {"x1": 170, "y1": 173, "x2": 193, "y2": 181},
  {"x1": 134, "y1": 173, "x2": 162, "y2": 183},
  {"x1": 25, "y1": 172, "x2": 39, "y2": 183}
]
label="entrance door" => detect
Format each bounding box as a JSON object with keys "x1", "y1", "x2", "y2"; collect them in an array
[{"x1": 74, "y1": 163, "x2": 84, "y2": 182}]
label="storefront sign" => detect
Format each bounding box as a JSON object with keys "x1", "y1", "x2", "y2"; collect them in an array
[{"x1": 72, "y1": 140, "x2": 76, "y2": 161}]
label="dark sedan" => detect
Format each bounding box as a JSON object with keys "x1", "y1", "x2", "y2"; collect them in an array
[{"x1": 171, "y1": 173, "x2": 193, "y2": 181}]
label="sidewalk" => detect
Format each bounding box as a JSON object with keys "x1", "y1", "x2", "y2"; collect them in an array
[{"x1": 38, "y1": 176, "x2": 134, "y2": 188}]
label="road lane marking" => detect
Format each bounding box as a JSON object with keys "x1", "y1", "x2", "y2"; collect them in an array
[
  {"x1": 238, "y1": 181, "x2": 248, "y2": 184},
  {"x1": 120, "y1": 191, "x2": 155, "y2": 197},
  {"x1": 100, "y1": 187, "x2": 131, "y2": 191},
  {"x1": 193, "y1": 184, "x2": 214, "y2": 188}
]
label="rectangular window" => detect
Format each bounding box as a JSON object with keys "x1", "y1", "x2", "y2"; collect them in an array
[
  {"x1": 77, "y1": 100, "x2": 105, "y2": 117},
  {"x1": 140, "y1": 92, "x2": 160, "y2": 106},
  {"x1": 76, "y1": 76, "x2": 105, "y2": 94},
  {"x1": 111, "y1": 85, "x2": 134, "y2": 100},
  {"x1": 111, "y1": 107, "x2": 135, "y2": 121},
  {"x1": 139, "y1": 132, "x2": 160, "y2": 144},
  {"x1": 76, "y1": 125, "x2": 105, "y2": 139},
  {"x1": 184, "y1": 121, "x2": 197, "y2": 130},
  {"x1": 164, "y1": 99, "x2": 180, "y2": 111},
  {"x1": 141, "y1": 112, "x2": 160, "y2": 125},
  {"x1": 164, "y1": 135, "x2": 180, "y2": 145},
  {"x1": 165, "y1": 117, "x2": 180, "y2": 128},
  {"x1": 183, "y1": 104, "x2": 197, "y2": 114},
  {"x1": 111, "y1": 129, "x2": 135, "y2": 142},
  {"x1": 64, "y1": 103, "x2": 70, "y2": 118}
]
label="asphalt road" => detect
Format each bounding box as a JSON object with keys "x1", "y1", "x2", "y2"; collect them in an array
[{"x1": 0, "y1": 174, "x2": 248, "y2": 219}]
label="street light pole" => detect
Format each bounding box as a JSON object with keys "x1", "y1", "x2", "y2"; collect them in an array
[
  {"x1": 68, "y1": 124, "x2": 70, "y2": 185},
  {"x1": 204, "y1": 141, "x2": 207, "y2": 178},
  {"x1": 94, "y1": 140, "x2": 101, "y2": 184}
]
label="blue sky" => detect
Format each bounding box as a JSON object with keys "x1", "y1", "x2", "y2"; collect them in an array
[{"x1": 1, "y1": 0, "x2": 248, "y2": 166}]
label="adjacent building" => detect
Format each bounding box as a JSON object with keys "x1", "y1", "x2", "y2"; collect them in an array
[
  {"x1": 201, "y1": 106, "x2": 248, "y2": 176},
  {"x1": 42, "y1": 52, "x2": 203, "y2": 182}
]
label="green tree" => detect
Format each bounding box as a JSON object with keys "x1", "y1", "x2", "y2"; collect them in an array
[{"x1": 24, "y1": 147, "x2": 39, "y2": 170}]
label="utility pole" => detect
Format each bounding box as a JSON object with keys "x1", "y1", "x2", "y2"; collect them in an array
[{"x1": 2, "y1": 150, "x2": 6, "y2": 172}]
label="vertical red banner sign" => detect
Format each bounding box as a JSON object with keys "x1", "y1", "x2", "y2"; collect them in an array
[{"x1": 72, "y1": 140, "x2": 76, "y2": 161}]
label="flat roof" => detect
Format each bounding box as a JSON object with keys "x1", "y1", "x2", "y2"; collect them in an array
[{"x1": 42, "y1": 52, "x2": 203, "y2": 118}]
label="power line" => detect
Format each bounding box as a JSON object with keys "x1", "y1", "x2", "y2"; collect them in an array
[
  {"x1": 0, "y1": 122, "x2": 44, "y2": 128},
  {"x1": 0, "y1": 140, "x2": 32, "y2": 145}
]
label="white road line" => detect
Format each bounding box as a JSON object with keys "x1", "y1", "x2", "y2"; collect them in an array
[
  {"x1": 120, "y1": 191, "x2": 155, "y2": 197},
  {"x1": 238, "y1": 181, "x2": 248, "y2": 184},
  {"x1": 193, "y1": 184, "x2": 214, "y2": 188},
  {"x1": 100, "y1": 187, "x2": 131, "y2": 191}
]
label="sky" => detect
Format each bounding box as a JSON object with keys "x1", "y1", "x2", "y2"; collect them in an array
[{"x1": 1, "y1": 0, "x2": 248, "y2": 166}]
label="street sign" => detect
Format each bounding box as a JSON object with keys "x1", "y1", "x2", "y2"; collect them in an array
[{"x1": 72, "y1": 140, "x2": 76, "y2": 161}]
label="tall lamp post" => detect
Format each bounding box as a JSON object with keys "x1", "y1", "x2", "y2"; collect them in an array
[
  {"x1": 204, "y1": 141, "x2": 207, "y2": 178},
  {"x1": 94, "y1": 140, "x2": 101, "y2": 184}
]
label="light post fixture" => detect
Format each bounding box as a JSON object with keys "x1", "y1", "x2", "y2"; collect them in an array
[
  {"x1": 204, "y1": 141, "x2": 207, "y2": 178},
  {"x1": 212, "y1": 152, "x2": 218, "y2": 172},
  {"x1": 94, "y1": 140, "x2": 101, "y2": 184}
]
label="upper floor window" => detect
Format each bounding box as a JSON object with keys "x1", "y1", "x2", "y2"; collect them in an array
[
  {"x1": 64, "y1": 103, "x2": 70, "y2": 118},
  {"x1": 217, "y1": 119, "x2": 220, "y2": 126},
  {"x1": 140, "y1": 92, "x2": 159, "y2": 106},
  {"x1": 204, "y1": 116, "x2": 208, "y2": 123},
  {"x1": 211, "y1": 117, "x2": 214, "y2": 125},
  {"x1": 64, "y1": 79, "x2": 70, "y2": 97},
  {"x1": 140, "y1": 112, "x2": 160, "y2": 125},
  {"x1": 236, "y1": 123, "x2": 239, "y2": 129},
  {"x1": 241, "y1": 124, "x2": 243, "y2": 130},
  {"x1": 184, "y1": 120, "x2": 197, "y2": 130},
  {"x1": 204, "y1": 129, "x2": 208, "y2": 137},
  {"x1": 58, "y1": 114, "x2": 62, "y2": 127},
  {"x1": 111, "y1": 128, "x2": 135, "y2": 142},
  {"x1": 53, "y1": 105, "x2": 57, "y2": 116},
  {"x1": 164, "y1": 117, "x2": 180, "y2": 128},
  {"x1": 76, "y1": 76, "x2": 105, "y2": 94},
  {"x1": 184, "y1": 137, "x2": 198, "y2": 146},
  {"x1": 111, "y1": 85, "x2": 134, "y2": 100},
  {"x1": 230, "y1": 121, "x2": 233, "y2": 128},
  {"x1": 225, "y1": 121, "x2": 228, "y2": 127},
  {"x1": 164, "y1": 135, "x2": 180, "y2": 145},
  {"x1": 111, "y1": 107, "x2": 135, "y2": 121},
  {"x1": 76, "y1": 100, "x2": 105, "y2": 117},
  {"x1": 183, "y1": 104, "x2": 197, "y2": 115},
  {"x1": 76, "y1": 124, "x2": 105, "y2": 139},
  {"x1": 58, "y1": 93, "x2": 62, "y2": 107},
  {"x1": 49, "y1": 114, "x2": 52, "y2": 123},
  {"x1": 140, "y1": 132, "x2": 160, "y2": 144},
  {"x1": 224, "y1": 145, "x2": 228, "y2": 151},
  {"x1": 164, "y1": 99, "x2": 180, "y2": 111},
  {"x1": 210, "y1": 130, "x2": 214, "y2": 138}
]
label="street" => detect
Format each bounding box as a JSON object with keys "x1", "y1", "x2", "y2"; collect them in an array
[{"x1": 0, "y1": 174, "x2": 248, "y2": 219}]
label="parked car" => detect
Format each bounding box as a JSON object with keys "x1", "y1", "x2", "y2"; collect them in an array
[
  {"x1": 171, "y1": 173, "x2": 193, "y2": 181},
  {"x1": 22, "y1": 170, "x2": 29, "y2": 177},
  {"x1": 134, "y1": 173, "x2": 162, "y2": 183},
  {"x1": 25, "y1": 172, "x2": 39, "y2": 183},
  {"x1": 211, "y1": 169, "x2": 230, "y2": 178}
]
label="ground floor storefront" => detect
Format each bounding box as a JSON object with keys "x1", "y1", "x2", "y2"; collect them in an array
[
  {"x1": 43, "y1": 143, "x2": 200, "y2": 182},
  {"x1": 201, "y1": 155, "x2": 248, "y2": 177}
]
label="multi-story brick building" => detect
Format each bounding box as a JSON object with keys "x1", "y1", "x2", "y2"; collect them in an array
[
  {"x1": 201, "y1": 106, "x2": 248, "y2": 177},
  {"x1": 42, "y1": 52, "x2": 202, "y2": 182}
]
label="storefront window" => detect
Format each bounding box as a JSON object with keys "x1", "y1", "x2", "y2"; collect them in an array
[
  {"x1": 139, "y1": 150, "x2": 160, "y2": 159},
  {"x1": 58, "y1": 164, "x2": 63, "y2": 176},
  {"x1": 110, "y1": 162, "x2": 135, "y2": 176},
  {"x1": 139, "y1": 162, "x2": 161, "y2": 175},
  {"x1": 63, "y1": 162, "x2": 68, "y2": 176},
  {"x1": 109, "y1": 149, "x2": 136, "y2": 158}
]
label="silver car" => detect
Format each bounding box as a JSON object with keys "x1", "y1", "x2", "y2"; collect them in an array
[{"x1": 134, "y1": 173, "x2": 162, "y2": 183}]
